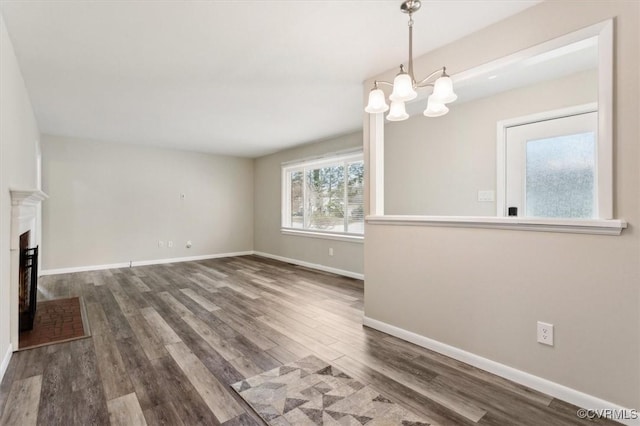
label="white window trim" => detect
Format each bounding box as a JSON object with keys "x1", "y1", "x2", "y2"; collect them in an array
[
  {"x1": 281, "y1": 229, "x2": 364, "y2": 243},
  {"x1": 282, "y1": 151, "x2": 364, "y2": 239},
  {"x1": 366, "y1": 19, "x2": 622, "y2": 236}
]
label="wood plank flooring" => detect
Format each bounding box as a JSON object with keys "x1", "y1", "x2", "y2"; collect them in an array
[{"x1": 0, "y1": 255, "x2": 619, "y2": 425}]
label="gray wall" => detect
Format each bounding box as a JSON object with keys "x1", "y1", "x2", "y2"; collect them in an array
[
  {"x1": 364, "y1": 0, "x2": 639, "y2": 408},
  {"x1": 254, "y1": 132, "x2": 363, "y2": 276},
  {"x1": 41, "y1": 135, "x2": 254, "y2": 270},
  {"x1": 0, "y1": 14, "x2": 40, "y2": 360},
  {"x1": 385, "y1": 70, "x2": 597, "y2": 216}
]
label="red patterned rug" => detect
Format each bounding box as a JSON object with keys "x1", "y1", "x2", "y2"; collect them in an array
[{"x1": 19, "y1": 296, "x2": 90, "y2": 350}]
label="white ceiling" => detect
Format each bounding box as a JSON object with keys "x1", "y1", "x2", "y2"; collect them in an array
[{"x1": 1, "y1": 0, "x2": 539, "y2": 157}]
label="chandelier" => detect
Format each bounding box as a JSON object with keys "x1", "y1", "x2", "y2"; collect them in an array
[{"x1": 365, "y1": 0, "x2": 457, "y2": 121}]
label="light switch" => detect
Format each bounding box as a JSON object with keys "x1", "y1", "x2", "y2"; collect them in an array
[{"x1": 478, "y1": 190, "x2": 495, "y2": 202}]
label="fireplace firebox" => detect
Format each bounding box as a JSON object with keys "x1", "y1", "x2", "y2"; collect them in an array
[{"x1": 18, "y1": 230, "x2": 39, "y2": 332}]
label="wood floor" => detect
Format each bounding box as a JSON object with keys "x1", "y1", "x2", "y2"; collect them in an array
[{"x1": 0, "y1": 255, "x2": 618, "y2": 426}]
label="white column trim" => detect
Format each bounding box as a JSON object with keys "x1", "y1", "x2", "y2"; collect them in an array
[
  {"x1": 368, "y1": 113, "x2": 384, "y2": 216},
  {"x1": 0, "y1": 344, "x2": 12, "y2": 383}
]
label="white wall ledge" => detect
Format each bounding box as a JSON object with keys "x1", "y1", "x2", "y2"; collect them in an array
[
  {"x1": 366, "y1": 215, "x2": 627, "y2": 236},
  {"x1": 281, "y1": 228, "x2": 364, "y2": 243}
]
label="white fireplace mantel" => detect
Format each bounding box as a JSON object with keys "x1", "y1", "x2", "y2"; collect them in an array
[
  {"x1": 10, "y1": 189, "x2": 48, "y2": 206},
  {"x1": 10, "y1": 188, "x2": 47, "y2": 249}
]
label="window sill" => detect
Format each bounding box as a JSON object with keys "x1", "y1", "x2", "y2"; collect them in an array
[
  {"x1": 281, "y1": 228, "x2": 365, "y2": 243},
  {"x1": 365, "y1": 215, "x2": 627, "y2": 236}
]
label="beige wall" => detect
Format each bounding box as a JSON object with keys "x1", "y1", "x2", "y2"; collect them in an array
[
  {"x1": 0, "y1": 14, "x2": 40, "y2": 360},
  {"x1": 385, "y1": 70, "x2": 597, "y2": 216},
  {"x1": 254, "y1": 132, "x2": 363, "y2": 276},
  {"x1": 41, "y1": 135, "x2": 254, "y2": 270},
  {"x1": 364, "y1": 0, "x2": 639, "y2": 408}
]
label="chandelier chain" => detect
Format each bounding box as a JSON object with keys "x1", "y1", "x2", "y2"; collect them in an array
[{"x1": 408, "y1": 12, "x2": 414, "y2": 84}]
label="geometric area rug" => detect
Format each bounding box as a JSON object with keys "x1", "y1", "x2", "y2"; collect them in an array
[{"x1": 231, "y1": 355, "x2": 429, "y2": 425}]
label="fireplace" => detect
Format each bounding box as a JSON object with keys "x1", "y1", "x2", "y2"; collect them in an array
[
  {"x1": 10, "y1": 189, "x2": 47, "y2": 349},
  {"x1": 18, "y1": 230, "x2": 39, "y2": 332}
]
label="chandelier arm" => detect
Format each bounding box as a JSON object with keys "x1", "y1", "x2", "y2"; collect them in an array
[
  {"x1": 415, "y1": 82, "x2": 435, "y2": 89},
  {"x1": 374, "y1": 80, "x2": 394, "y2": 87},
  {"x1": 415, "y1": 67, "x2": 446, "y2": 87}
]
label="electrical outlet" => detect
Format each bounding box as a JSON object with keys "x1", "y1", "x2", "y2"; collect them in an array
[
  {"x1": 158, "y1": 240, "x2": 165, "y2": 248},
  {"x1": 537, "y1": 321, "x2": 554, "y2": 346},
  {"x1": 168, "y1": 241, "x2": 173, "y2": 248},
  {"x1": 329, "y1": 248, "x2": 334, "y2": 256}
]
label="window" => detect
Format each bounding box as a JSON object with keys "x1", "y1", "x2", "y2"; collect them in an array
[
  {"x1": 525, "y1": 132, "x2": 595, "y2": 218},
  {"x1": 500, "y1": 106, "x2": 602, "y2": 219},
  {"x1": 282, "y1": 152, "x2": 364, "y2": 237}
]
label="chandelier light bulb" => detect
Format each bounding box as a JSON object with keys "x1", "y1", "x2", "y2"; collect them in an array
[
  {"x1": 365, "y1": 88, "x2": 390, "y2": 113},
  {"x1": 387, "y1": 100, "x2": 409, "y2": 121},
  {"x1": 423, "y1": 96, "x2": 449, "y2": 117},
  {"x1": 431, "y1": 75, "x2": 457, "y2": 104},
  {"x1": 390, "y1": 69, "x2": 417, "y2": 102}
]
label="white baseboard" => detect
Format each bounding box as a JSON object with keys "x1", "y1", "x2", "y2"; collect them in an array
[
  {"x1": 39, "y1": 250, "x2": 364, "y2": 281},
  {"x1": 131, "y1": 251, "x2": 253, "y2": 267},
  {"x1": 1, "y1": 344, "x2": 12, "y2": 383},
  {"x1": 363, "y1": 316, "x2": 639, "y2": 426},
  {"x1": 40, "y1": 251, "x2": 254, "y2": 276},
  {"x1": 40, "y1": 262, "x2": 131, "y2": 275},
  {"x1": 253, "y1": 251, "x2": 364, "y2": 280}
]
